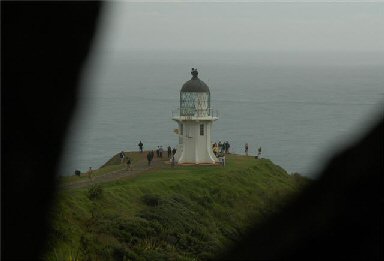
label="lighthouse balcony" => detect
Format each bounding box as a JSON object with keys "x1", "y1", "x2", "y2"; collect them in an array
[{"x1": 172, "y1": 108, "x2": 219, "y2": 121}]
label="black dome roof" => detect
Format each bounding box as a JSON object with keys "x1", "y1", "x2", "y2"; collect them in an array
[{"x1": 180, "y1": 68, "x2": 210, "y2": 93}]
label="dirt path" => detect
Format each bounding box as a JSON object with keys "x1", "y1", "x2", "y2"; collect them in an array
[{"x1": 61, "y1": 152, "x2": 170, "y2": 190}]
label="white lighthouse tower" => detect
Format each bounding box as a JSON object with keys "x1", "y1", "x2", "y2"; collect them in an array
[{"x1": 172, "y1": 68, "x2": 219, "y2": 164}]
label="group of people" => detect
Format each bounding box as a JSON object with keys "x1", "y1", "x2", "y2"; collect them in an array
[
  {"x1": 126, "y1": 139, "x2": 262, "y2": 169},
  {"x1": 244, "y1": 143, "x2": 262, "y2": 158},
  {"x1": 156, "y1": 146, "x2": 175, "y2": 158},
  {"x1": 138, "y1": 142, "x2": 176, "y2": 158},
  {"x1": 146, "y1": 146, "x2": 177, "y2": 166},
  {"x1": 139, "y1": 142, "x2": 177, "y2": 166},
  {"x1": 212, "y1": 141, "x2": 231, "y2": 156},
  {"x1": 82, "y1": 140, "x2": 261, "y2": 176},
  {"x1": 120, "y1": 151, "x2": 132, "y2": 170},
  {"x1": 167, "y1": 146, "x2": 177, "y2": 158},
  {"x1": 212, "y1": 141, "x2": 262, "y2": 159},
  {"x1": 139, "y1": 139, "x2": 262, "y2": 158}
]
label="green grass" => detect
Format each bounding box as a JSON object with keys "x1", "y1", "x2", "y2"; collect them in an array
[
  {"x1": 60, "y1": 151, "x2": 144, "y2": 184},
  {"x1": 45, "y1": 154, "x2": 309, "y2": 261}
]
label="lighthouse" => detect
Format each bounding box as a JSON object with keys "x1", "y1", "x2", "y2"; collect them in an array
[{"x1": 172, "y1": 68, "x2": 219, "y2": 164}]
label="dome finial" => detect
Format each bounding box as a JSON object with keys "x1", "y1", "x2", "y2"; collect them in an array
[{"x1": 191, "y1": 68, "x2": 198, "y2": 78}]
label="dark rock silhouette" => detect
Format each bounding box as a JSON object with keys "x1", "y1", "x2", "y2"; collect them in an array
[
  {"x1": 2, "y1": 2, "x2": 101, "y2": 259},
  {"x1": 222, "y1": 115, "x2": 383, "y2": 260}
]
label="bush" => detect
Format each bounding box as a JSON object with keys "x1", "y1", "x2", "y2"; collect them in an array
[
  {"x1": 142, "y1": 194, "x2": 161, "y2": 207},
  {"x1": 88, "y1": 184, "x2": 103, "y2": 200}
]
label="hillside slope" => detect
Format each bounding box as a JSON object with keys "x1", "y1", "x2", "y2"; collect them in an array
[{"x1": 46, "y1": 154, "x2": 309, "y2": 260}]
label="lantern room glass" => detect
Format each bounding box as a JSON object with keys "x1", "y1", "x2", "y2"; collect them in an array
[{"x1": 180, "y1": 91, "x2": 211, "y2": 117}]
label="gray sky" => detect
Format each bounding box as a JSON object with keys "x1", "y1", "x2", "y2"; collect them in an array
[{"x1": 94, "y1": 2, "x2": 384, "y2": 53}]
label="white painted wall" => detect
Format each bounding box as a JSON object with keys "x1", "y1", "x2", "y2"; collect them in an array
[{"x1": 173, "y1": 119, "x2": 218, "y2": 164}]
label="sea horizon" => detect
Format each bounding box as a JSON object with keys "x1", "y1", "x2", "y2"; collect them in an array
[{"x1": 59, "y1": 50, "x2": 384, "y2": 178}]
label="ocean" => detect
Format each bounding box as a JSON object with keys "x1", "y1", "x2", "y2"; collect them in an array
[{"x1": 59, "y1": 51, "x2": 384, "y2": 178}]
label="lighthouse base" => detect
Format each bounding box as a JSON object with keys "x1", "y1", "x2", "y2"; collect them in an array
[{"x1": 172, "y1": 116, "x2": 219, "y2": 165}]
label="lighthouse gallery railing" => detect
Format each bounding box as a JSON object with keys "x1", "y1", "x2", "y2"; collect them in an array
[{"x1": 172, "y1": 108, "x2": 219, "y2": 119}]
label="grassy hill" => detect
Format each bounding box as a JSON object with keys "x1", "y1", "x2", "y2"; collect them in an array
[{"x1": 45, "y1": 153, "x2": 309, "y2": 260}]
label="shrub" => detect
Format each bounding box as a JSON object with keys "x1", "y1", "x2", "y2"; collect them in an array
[
  {"x1": 88, "y1": 184, "x2": 103, "y2": 200},
  {"x1": 142, "y1": 194, "x2": 161, "y2": 207}
]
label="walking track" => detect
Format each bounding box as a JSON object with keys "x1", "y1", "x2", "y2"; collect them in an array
[{"x1": 61, "y1": 151, "x2": 169, "y2": 190}]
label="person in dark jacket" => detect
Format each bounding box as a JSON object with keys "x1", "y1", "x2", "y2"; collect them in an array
[
  {"x1": 146, "y1": 151, "x2": 152, "y2": 166},
  {"x1": 126, "y1": 157, "x2": 132, "y2": 170},
  {"x1": 167, "y1": 146, "x2": 172, "y2": 158},
  {"x1": 138, "y1": 141, "x2": 143, "y2": 152},
  {"x1": 119, "y1": 151, "x2": 125, "y2": 163}
]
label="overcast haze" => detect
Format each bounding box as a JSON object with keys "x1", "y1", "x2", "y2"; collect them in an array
[{"x1": 94, "y1": 2, "x2": 384, "y2": 54}]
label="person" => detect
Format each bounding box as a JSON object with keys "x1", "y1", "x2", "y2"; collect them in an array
[
  {"x1": 87, "y1": 167, "x2": 93, "y2": 181},
  {"x1": 172, "y1": 147, "x2": 177, "y2": 156},
  {"x1": 167, "y1": 146, "x2": 172, "y2": 158},
  {"x1": 218, "y1": 152, "x2": 225, "y2": 166},
  {"x1": 159, "y1": 146, "x2": 163, "y2": 158},
  {"x1": 213, "y1": 144, "x2": 218, "y2": 156},
  {"x1": 156, "y1": 146, "x2": 160, "y2": 158},
  {"x1": 171, "y1": 155, "x2": 175, "y2": 167},
  {"x1": 126, "y1": 157, "x2": 132, "y2": 170},
  {"x1": 119, "y1": 151, "x2": 125, "y2": 163},
  {"x1": 258, "y1": 147, "x2": 262, "y2": 158},
  {"x1": 245, "y1": 143, "x2": 249, "y2": 156},
  {"x1": 138, "y1": 141, "x2": 143, "y2": 152},
  {"x1": 225, "y1": 141, "x2": 230, "y2": 154},
  {"x1": 146, "y1": 151, "x2": 152, "y2": 166}
]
